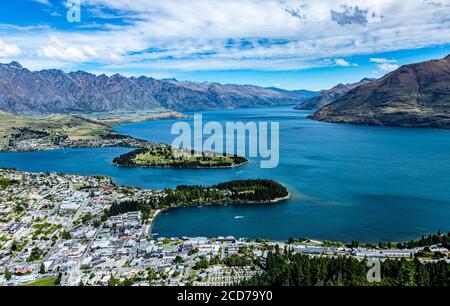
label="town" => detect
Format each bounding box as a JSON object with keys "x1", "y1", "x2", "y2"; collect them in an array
[
  {"x1": 1, "y1": 131, "x2": 149, "y2": 152},
  {"x1": 0, "y1": 169, "x2": 449, "y2": 286}
]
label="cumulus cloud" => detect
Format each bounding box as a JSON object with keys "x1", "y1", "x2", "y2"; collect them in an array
[
  {"x1": 3, "y1": 0, "x2": 450, "y2": 72},
  {"x1": 0, "y1": 38, "x2": 21, "y2": 58},
  {"x1": 335, "y1": 58, "x2": 358, "y2": 67},
  {"x1": 370, "y1": 57, "x2": 400, "y2": 72},
  {"x1": 38, "y1": 36, "x2": 124, "y2": 62}
]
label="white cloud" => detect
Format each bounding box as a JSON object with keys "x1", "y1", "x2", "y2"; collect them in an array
[
  {"x1": 378, "y1": 63, "x2": 400, "y2": 72},
  {"x1": 3, "y1": 0, "x2": 450, "y2": 72},
  {"x1": 370, "y1": 57, "x2": 400, "y2": 72},
  {"x1": 0, "y1": 38, "x2": 21, "y2": 58},
  {"x1": 335, "y1": 58, "x2": 358, "y2": 67},
  {"x1": 30, "y1": 0, "x2": 52, "y2": 6},
  {"x1": 38, "y1": 35, "x2": 124, "y2": 62},
  {"x1": 370, "y1": 58, "x2": 397, "y2": 64}
]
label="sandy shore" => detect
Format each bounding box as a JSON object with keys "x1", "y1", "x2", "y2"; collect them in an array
[
  {"x1": 145, "y1": 209, "x2": 162, "y2": 236},
  {"x1": 267, "y1": 193, "x2": 292, "y2": 203}
]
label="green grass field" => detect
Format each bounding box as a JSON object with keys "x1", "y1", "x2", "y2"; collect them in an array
[{"x1": 22, "y1": 277, "x2": 57, "y2": 287}]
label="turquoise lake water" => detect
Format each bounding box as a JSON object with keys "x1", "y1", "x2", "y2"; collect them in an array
[{"x1": 1, "y1": 106, "x2": 450, "y2": 242}]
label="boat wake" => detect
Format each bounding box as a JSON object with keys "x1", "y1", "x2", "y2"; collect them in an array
[{"x1": 234, "y1": 216, "x2": 245, "y2": 219}]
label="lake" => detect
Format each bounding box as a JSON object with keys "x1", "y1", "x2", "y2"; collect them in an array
[{"x1": 1, "y1": 106, "x2": 450, "y2": 242}]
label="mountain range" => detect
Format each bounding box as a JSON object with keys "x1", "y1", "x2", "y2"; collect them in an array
[
  {"x1": 295, "y1": 78, "x2": 375, "y2": 110},
  {"x1": 0, "y1": 61, "x2": 316, "y2": 115},
  {"x1": 310, "y1": 54, "x2": 450, "y2": 129}
]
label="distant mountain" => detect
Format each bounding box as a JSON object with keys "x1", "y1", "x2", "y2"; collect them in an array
[
  {"x1": 291, "y1": 89, "x2": 322, "y2": 98},
  {"x1": 0, "y1": 62, "x2": 311, "y2": 115},
  {"x1": 295, "y1": 78, "x2": 375, "y2": 110},
  {"x1": 268, "y1": 87, "x2": 320, "y2": 99}
]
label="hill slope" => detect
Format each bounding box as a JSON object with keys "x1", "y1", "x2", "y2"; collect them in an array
[
  {"x1": 295, "y1": 78, "x2": 375, "y2": 110},
  {"x1": 310, "y1": 55, "x2": 450, "y2": 128},
  {"x1": 0, "y1": 62, "x2": 310, "y2": 114}
]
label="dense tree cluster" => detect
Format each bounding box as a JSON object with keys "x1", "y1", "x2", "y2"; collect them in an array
[
  {"x1": 0, "y1": 177, "x2": 18, "y2": 189},
  {"x1": 390, "y1": 231, "x2": 450, "y2": 249},
  {"x1": 26, "y1": 247, "x2": 44, "y2": 262},
  {"x1": 163, "y1": 179, "x2": 288, "y2": 206},
  {"x1": 108, "y1": 180, "x2": 289, "y2": 221},
  {"x1": 108, "y1": 200, "x2": 153, "y2": 221},
  {"x1": 224, "y1": 255, "x2": 255, "y2": 267},
  {"x1": 193, "y1": 256, "x2": 222, "y2": 270},
  {"x1": 243, "y1": 246, "x2": 450, "y2": 286},
  {"x1": 212, "y1": 179, "x2": 289, "y2": 202}
]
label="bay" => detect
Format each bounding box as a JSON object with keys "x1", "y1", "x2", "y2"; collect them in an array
[{"x1": 1, "y1": 106, "x2": 450, "y2": 242}]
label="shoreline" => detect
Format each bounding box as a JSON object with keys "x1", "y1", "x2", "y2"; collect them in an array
[
  {"x1": 112, "y1": 160, "x2": 249, "y2": 170},
  {"x1": 266, "y1": 193, "x2": 292, "y2": 204},
  {"x1": 3, "y1": 107, "x2": 445, "y2": 246},
  {"x1": 147, "y1": 193, "x2": 292, "y2": 236},
  {"x1": 1, "y1": 167, "x2": 445, "y2": 246},
  {"x1": 112, "y1": 146, "x2": 249, "y2": 170},
  {"x1": 146, "y1": 209, "x2": 162, "y2": 236},
  {"x1": 0, "y1": 141, "x2": 145, "y2": 153}
]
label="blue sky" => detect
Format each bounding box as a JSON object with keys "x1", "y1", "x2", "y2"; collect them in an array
[{"x1": 1, "y1": 0, "x2": 450, "y2": 90}]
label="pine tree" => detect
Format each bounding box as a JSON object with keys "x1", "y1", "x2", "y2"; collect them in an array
[
  {"x1": 39, "y1": 263, "x2": 46, "y2": 274},
  {"x1": 397, "y1": 260, "x2": 416, "y2": 286},
  {"x1": 4, "y1": 268, "x2": 11, "y2": 281},
  {"x1": 414, "y1": 259, "x2": 430, "y2": 286}
]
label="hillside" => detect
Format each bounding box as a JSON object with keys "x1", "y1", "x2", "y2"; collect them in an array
[
  {"x1": 0, "y1": 112, "x2": 117, "y2": 149},
  {"x1": 310, "y1": 55, "x2": 450, "y2": 128}
]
